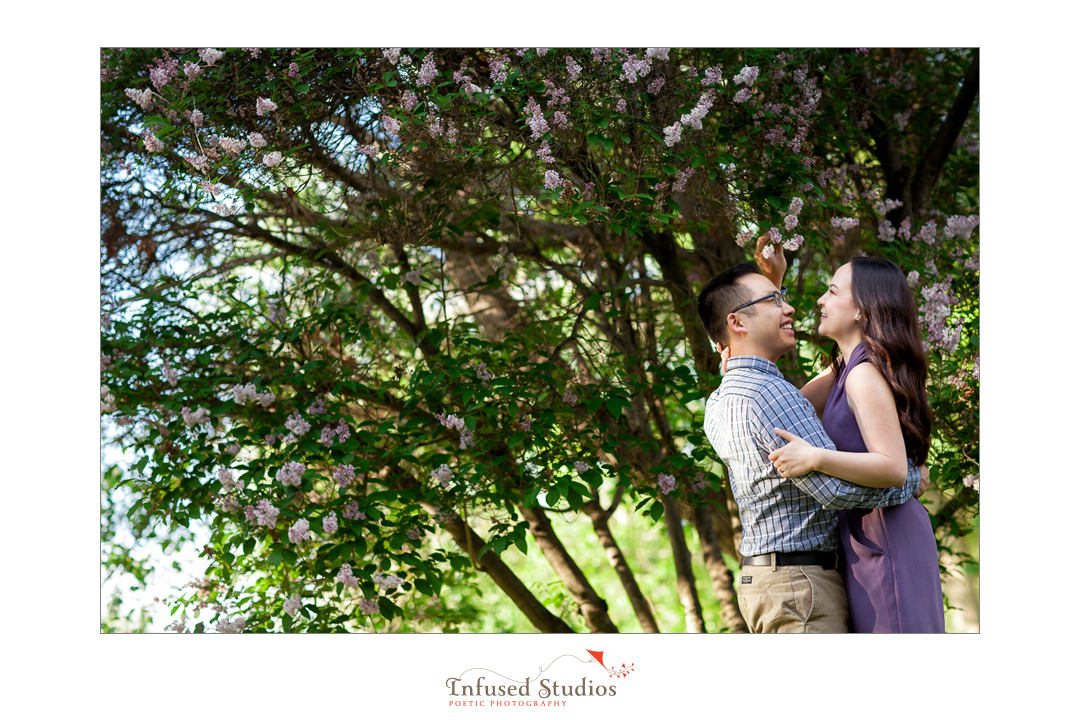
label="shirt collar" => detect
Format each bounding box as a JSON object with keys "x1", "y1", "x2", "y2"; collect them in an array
[{"x1": 724, "y1": 354, "x2": 783, "y2": 378}]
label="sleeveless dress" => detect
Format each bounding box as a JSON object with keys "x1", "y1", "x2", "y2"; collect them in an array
[{"x1": 822, "y1": 342, "x2": 946, "y2": 633}]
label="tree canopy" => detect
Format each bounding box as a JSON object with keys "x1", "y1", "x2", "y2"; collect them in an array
[{"x1": 100, "y1": 47, "x2": 979, "y2": 633}]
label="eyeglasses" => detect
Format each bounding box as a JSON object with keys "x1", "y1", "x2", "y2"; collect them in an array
[{"x1": 730, "y1": 287, "x2": 788, "y2": 314}]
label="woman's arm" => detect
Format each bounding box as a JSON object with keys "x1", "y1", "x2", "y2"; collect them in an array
[
  {"x1": 754, "y1": 231, "x2": 786, "y2": 289},
  {"x1": 799, "y1": 365, "x2": 835, "y2": 417},
  {"x1": 768, "y1": 363, "x2": 909, "y2": 488}
]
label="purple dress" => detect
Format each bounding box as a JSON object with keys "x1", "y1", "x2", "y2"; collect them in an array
[{"x1": 822, "y1": 343, "x2": 946, "y2": 633}]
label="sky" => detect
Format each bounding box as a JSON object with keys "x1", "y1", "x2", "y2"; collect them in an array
[{"x1": 3, "y1": 1, "x2": 1070, "y2": 718}]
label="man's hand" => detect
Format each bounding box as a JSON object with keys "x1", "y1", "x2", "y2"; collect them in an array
[
  {"x1": 754, "y1": 231, "x2": 787, "y2": 289},
  {"x1": 768, "y1": 428, "x2": 821, "y2": 477},
  {"x1": 915, "y1": 465, "x2": 931, "y2": 499}
]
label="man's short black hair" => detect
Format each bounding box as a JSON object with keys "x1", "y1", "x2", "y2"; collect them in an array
[{"x1": 697, "y1": 262, "x2": 761, "y2": 347}]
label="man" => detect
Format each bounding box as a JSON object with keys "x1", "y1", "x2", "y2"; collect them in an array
[{"x1": 698, "y1": 260, "x2": 921, "y2": 633}]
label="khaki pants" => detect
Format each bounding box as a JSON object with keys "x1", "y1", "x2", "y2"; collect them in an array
[{"x1": 737, "y1": 563, "x2": 850, "y2": 633}]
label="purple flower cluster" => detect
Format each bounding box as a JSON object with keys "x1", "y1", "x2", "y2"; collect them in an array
[
  {"x1": 565, "y1": 55, "x2": 582, "y2": 80},
  {"x1": 333, "y1": 464, "x2": 355, "y2": 488},
  {"x1": 574, "y1": 461, "x2": 588, "y2": 474},
  {"x1": 544, "y1": 169, "x2": 563, "y2": 189},
  {"x1": 337, "y1": 563, "x2": 359, "y2": 588},
  {"x1": 431, "y1": 464, "x2": 453, "y2": 488},
  {"x1": 284, "y1": 411, "x2": 310, "y2": 437},
  {"x1": 288, "y1": 518, "x2": 310, "y2": 544},
  {"x1": 142, "y1": 130, "x2": 165, "y2": 153},
  {"x1": 373, "y1": 572, "x2": 404, "y2": 590},
  {"x1": 149, "y1": 55, "x2": 179, "y2": 90},
  {"x1": 524, "y1": 97, "x2": 549, "y2": 139},
  {"x1": 490, "y1": 55, "x2": 511, "y2": 84},
  {"x1": 619, "y1": 53, "x2": 653, "y2": 83},
  {"x1": 402, "y1": 91, "x2": 418, "y2": 112},
  {"x1": 253, "y1": 499, "x2": 279, "y2": 527},
  {"x1": 323, "y1": 512, "x2": 339, "y2": 534},
  {"x1": 276, "y1": 461, "x2": 306, "y2": 487},
  {"x1": 343, "y1": 501, "x2": 365, "y2": 521},
  {"x1": 217, "y1": 466, "x2": 243, "y2": 493},
  {"x1": 255, "y1": 97, "x2": 278, "y2": 117},
  {"x1": 198, "y1": 48, "x2": 223, "y2": 66},
  {"x1": 418, "y1": 53, "x2": 438, "y2": 86},
  {"x1": 283, "y1": 595, "x2": 301, "y2": 617},
  {"x1": 360, "y1": 598, "x2": 379, "y2": 615},
  {"x1": 702, "y1": 65, "x2": 723, "y2": 86},
  {"x1": 672, "y1": 168, "x2": 695, "y2": 193},
  {"x1": 733, "y1": 66, "x2": 759, "y2": 86},
  {"x1": 382, "y1": 115, "x2": 401, "y2": 136},
  {"x1": 407, "y1": 528, "x2": 423, "y2": 541},
  {"x1": 658, "y1": 473, "x2": 677, "y2": 494},
  {"x1": 181, "y1": 406, "x2": 210, "y2": 426},
  {"x1": 944, "y1": 214, "x2": 980, "y2": 240},
  {"x1": 919, "y1": 279, "x2": 962, "y2": 353}
]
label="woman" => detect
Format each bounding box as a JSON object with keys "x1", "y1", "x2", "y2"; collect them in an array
[{"x1": 755, "y1": 239, "x2": 945, "y2": 633}]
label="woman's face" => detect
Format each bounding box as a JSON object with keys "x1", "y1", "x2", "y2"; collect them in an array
[{"x1": 817, "y1": 263, "x2": 860, "y2": 340}]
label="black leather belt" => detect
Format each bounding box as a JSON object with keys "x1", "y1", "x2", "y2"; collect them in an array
[{"x1": 741, "y1": 551, "x2": 840, "y2": 571}]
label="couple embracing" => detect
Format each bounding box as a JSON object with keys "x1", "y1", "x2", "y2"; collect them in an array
[{"x1": 699, "y1": 235, "x2": 945, "y2": 633}]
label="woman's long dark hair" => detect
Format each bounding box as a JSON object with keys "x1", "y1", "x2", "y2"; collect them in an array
[{"x1": 829, "y1": 257, "x2": 933, "y2": 465}]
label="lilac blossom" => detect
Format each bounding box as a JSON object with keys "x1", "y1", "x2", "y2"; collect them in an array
[
  {"x1": 253, "y1": 499, "x2": 279, "y2": 527},
  {"x1": 878, "y1": 220, "x2": 897, "y2": 243},
  {"x1": 287, "y1": 62, "x2": 301, "y2": 79},
  {"x1": 616, "y1": 98, "x2": 627, "y2": 113},
  {"x1": 148, "y1": 56, "x2": 178, "y2": 89},
  {"x1": 186, "y1": 109, "x2": 204, "y2": 127},
  {"x1": 101, "y1": 386, "x2": 117, "y2": 414},
  {"x1": 142, "y1": 130, "x2": 164, "y2": 153},
  {"x1": 552, "y1": 111, "x2": 570, "y2": 130},
  {"x1": 736, "y1": 231, "x2": 754, "y2": 247},
  {"x1": 831, "y1": 217, "x2": 859, "y2": 231},
  {"x1": 255, "y1": 97, "x2": 278, "y2": 116},
  {"x1": 248, "y1": 132, "x2": 266, "y2": 148},
  {"x1": 215, "y1": 616, "x2": 245, "y2": 633},
  {"x1": 680, "y1": 92, "x2": 715, "y2": 130},
  {"x1": 475, "y1": 362, "x2": 494, "y2": 381},
  {"x1": 536, "y1": 140, "x2": 555, "y2": 164},
  {"x1": 702, "y1": 65, "x2": 723, "y2": 86},
  {"x1": 162, "y1": 361, "x2": 179, "y2": 387},
  {"x1": 562, "y1": 387, "x2": 578, "y2": 404},
  {"x1": 418, "y1": 53, "x2": 437, "y2": 85},
  {"x1": 647, "y1": 76, "x2": 666, "y2": 94},
  {"x1": 402, "y1": 90, "x2": 418, "y2": 112},
  {"x1": 663, "y1": 122, "x2": 683, "y2": 147},
  {"x1": 524, "y1": 97, "x2": 549, "y2": 139},
  {"x1": 490, "y1": 55, "x2": 511, "y2": 83},
  {"x1": 285, "y1": 412, "x2": 310, "y2": 436},
  {"x1": 658, "y1": 473, "x2": 677, "y2": 494},
  {"x1": 263, "y1": 151, "x2": 283, "y2": 168},
  {"x1": 734, "y1": 88, "x2": 753, "y2": 103},
  {"x1": 322, "y1": 512, "x2": 339, "y2": 535},
  {"x1": 256, "y1": 391, "x2": 276, "y2": 407},
  {"x1": 907, "y1": 271, "x2": 921, "y2": 286},
  {"x1": 276, "y1": 461, "x2": 306, "y2": 487},
  {"x1": 288, "y1": 518, "x2": 310, "y2": 544},
  {"x1": 544, "y1": 169, "x2": 563, "y2": 190},
  {"x1": 181, "y1": 406, "x2": 210, "y2": 426},
  {"x1": 733, "y1": 66, "x2": 759, "y2": 86},
  {"x1": 645, "y1": 48, "x2": 670, "y2": 61},
  {"x1": 574, "y1": 461, "x2": 588, "y2": 474},
  {"x1": 373, "y1": 572, "x2": 404, "y2": 589},
  {"x1": 359, "y1": 143, "x2": 380, "y2": 158},
  {"x1": 672, "y1": 168, "x2": 695, "y2": 193},
  {"x1": 198, "y1": 48, "x2": 224, "y2": 66},
  {"x1": 359, "y1": 598, "x2": 379, "y2": 615},
  {"x1": 432, "y1": 464, "x2": 453, "y2": 488},
  {"x1": 404, "y1": 270, "x2": 422, "y2": 285},
  {"x1": 217, "y1": 136, "x2": 246, "y2": 156},
  {"x1": 783, "y1": 234, "x2": 804, "y2": 251},
  {"x1": 944, "y1": 214, "x2": 980, "y2": 240},
  {"x1": 185, "y1": 154, "x2": 210, "y2": 173},
  {"x1": 619, "y1": 54, "x2": 653, "y2": 83},
  {"x1": 343, "y1": 501, "x2": 365, "y2": 521},
  {"x1": 125, "y1": 87, "x2": 156, "y2": 110},
  {"x1": 214, "y1": 494, "x2": 241, "y2": 514},
  {"x1": 283, "y1": 595, "x2": 301, "y2": 617},
  {"x1": 333, "y1": 464, "x2": 355, "y2": 488},
  {"x1": 217, "y1": 466, "x2": 243, "y2": 493},
  {"x1": 184, "y1": 61, "x2": 203, "y2": 80},
  {"x1": 337, "y1": 563, "x2": 359, "y2": 588},
  {"x1": 963, "y1": 474, "x2": 980, "y2": 493},
  {"x1": 565, "y1": 55, "x2": 582, "y2": 80},
  {"x1": 407, "y1": 528, "x2": 423, "y2": 541},
  {"x1": 382, "y1": 115, "x2": 401, "y2": 136}
]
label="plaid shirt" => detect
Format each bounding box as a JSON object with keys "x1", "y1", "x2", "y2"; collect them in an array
[{"x1": 703, "y1": 355, "x2": 920, "y2": 556}]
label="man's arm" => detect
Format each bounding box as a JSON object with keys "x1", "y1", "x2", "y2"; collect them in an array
[{"x1": 753, "y1": 384, "x2": 919, "y2": 509}]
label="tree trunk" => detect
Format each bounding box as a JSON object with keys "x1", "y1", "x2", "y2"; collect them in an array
[
  {"x1": 691, "y1": 505, "x2": 748, "y2": 633},
  {"x1": 583, "y1": 497, "x2": 661, "y2": 633},
  {"x1": 413, "y1": 497, "x2": 574, "y2": 633},
  {"x1": 520, "y1": 504, "x2": 620, "y2": 633},
  {"x1": 662, "y1": 495, "x2": 707, "y2": 632}
]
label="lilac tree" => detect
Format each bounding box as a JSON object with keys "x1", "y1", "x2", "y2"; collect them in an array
[{"x1": 101, "y1": 47, "x2": 979, "y2": 632}]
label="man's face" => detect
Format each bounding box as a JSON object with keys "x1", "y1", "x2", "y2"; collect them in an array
[{"x1": 730, "y1": 273, "x2": 797, "y2": 360}]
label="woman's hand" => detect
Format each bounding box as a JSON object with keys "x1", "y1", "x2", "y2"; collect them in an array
[
  {"x1": 768, "y1": 428, "x2": 821, "y2": 477},
  {"x1": 754, "y1": 231, "x2": 787, "y2": 289}
]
